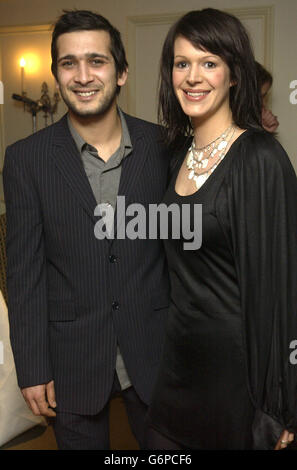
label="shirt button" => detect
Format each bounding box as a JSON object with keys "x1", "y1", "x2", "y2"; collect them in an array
[
  {"x1": 112, "y1": 301, "x2": 120, "y2": 310},
  {"x1": 109, "y1": 254, "x2": 118, "y2": 263}
]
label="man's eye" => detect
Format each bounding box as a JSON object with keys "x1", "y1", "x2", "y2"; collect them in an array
[
  {"x1": 61, "y1": 61, "x2": 74, "y2": 67},
  {"x1": 91, "y1": 59, "x2": 105, "y2": 66}
]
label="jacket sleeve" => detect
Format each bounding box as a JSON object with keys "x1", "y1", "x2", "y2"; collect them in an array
[
  {"x1": 3, "y1": 143, "x2": 53, "y2": 388},
  {"x1": 226, "y1": 132, "x2": 297, "y2": 433}
]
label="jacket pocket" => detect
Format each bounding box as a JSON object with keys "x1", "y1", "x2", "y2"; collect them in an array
[{"x1": 48, "y1": 300, "x2": 77, "y2": 321}]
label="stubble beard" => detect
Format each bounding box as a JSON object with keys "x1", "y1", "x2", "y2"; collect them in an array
[{"x1": 60, "y1": 83, "x2": 118, "y2": 118}]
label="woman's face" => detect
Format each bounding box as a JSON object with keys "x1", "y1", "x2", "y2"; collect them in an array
[{"x1": 172, "y1": 36, "x2": 233, "y2": 125}]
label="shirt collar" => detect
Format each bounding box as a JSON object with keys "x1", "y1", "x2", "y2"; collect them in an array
[{"x1": 67, "y1": 107, "x2": 132, "y2": 155}]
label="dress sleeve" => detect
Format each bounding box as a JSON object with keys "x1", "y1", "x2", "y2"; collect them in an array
[{"x1": 226, "y1": 131, "x2": 297, "y2": 433}]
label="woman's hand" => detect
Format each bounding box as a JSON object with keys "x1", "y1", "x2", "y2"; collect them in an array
[{"x1": 274, "y1": 429, "x2": 294, "y2": 450}]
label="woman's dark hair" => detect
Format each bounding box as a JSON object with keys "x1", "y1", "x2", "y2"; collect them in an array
[
  {"x1": 159, "y1": 8, "x2": 262, "y2": 145},
  {"x1": 51, "y1": 10, "x2": 128, "y2": 94}
]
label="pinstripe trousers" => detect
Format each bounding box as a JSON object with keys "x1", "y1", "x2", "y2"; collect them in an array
[{"x1": 52, "y1": 373, "x2": 151, "y2": 450}]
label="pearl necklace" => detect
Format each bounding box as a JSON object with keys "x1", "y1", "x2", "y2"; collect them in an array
[{"x1": 187, "y1": 124, "x2": 235, "y2": 189}]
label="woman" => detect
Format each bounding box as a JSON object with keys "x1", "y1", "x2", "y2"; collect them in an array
[{"x1": 147, "y1": 9, "x2": 297, "y2": 450}]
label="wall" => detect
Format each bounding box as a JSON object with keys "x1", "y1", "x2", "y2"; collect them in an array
[
  {"x1": 0, "y1": 0, "x2": 296, "y2": 202},
  {"x1": 0, "y1": 27, "x2": 67, "y2": 147}
]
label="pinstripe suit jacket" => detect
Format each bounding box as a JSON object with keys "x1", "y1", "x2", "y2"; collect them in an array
[{"x1": 3, "y1": 113, "x2": 170, "y2": 414}]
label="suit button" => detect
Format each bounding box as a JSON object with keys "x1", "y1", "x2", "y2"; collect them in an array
[
  {"x1": 112, "y1": 301, "x2": 119, "y2": 310},
  {"x1": 109, "y1": 254, "x2": 118, "y2": 263}
]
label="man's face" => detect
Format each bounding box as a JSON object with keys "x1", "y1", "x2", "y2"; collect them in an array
[{"x1": 55, "y1": 30, "x2": 127, "y2": 118}]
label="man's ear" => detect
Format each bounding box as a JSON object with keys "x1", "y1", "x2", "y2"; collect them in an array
[{"x1": 117, "y1": 68, "x2": 128, "y2": 88}]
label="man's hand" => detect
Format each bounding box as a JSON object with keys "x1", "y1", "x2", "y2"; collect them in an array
[
  {"x1": 275, "y1": 429, "x2": 294, "y2": 450},
  {"x1": 21, "y1": 380, "x2": 57, "y2": 417}
]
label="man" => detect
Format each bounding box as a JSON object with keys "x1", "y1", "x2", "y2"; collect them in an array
[{"x1": 3, "y1": 10, "x2": 170, "y2": 450}]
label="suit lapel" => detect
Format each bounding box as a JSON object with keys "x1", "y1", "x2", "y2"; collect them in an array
[
  {"x1": 117, "y1": 114, "x2": 149, "y2": 201},
  {"x1": 112, "y1": 114, "x2": 150, "y2": 242},
  {"x1": 50, "y1": 113, "x2": 150, "y2": 241},
  {"x1": 50, "y1": 115, "x2": 98, "y2": 223}
]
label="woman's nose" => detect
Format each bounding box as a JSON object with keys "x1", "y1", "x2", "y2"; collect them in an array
[{"x1": 186, "y1": 64, "x2": 203, "y2": 84}]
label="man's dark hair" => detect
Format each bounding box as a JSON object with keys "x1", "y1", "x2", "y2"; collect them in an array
[
  {"x1": 51, "y1": 10, "x2": 128, "y2": 93},
  {"x1": 158, "y1": 8, "x2": 262, "y2": 146}
]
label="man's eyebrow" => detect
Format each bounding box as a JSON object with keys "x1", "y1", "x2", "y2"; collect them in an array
[{"x1": 57, "y1": 53, "x2": 111, "y2": 63}]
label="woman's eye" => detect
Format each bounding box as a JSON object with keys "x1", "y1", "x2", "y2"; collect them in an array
[
  {"x1": 204, "y1": 61, "x2": 216, "y2": 69},
  {"x1": 175, "y1": 61, "x2": 188, "y2": 69}
]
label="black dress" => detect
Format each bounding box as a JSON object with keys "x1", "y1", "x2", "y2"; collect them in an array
[{"x1": 148, "y1": 129, "x2": 297, "y2": 450}]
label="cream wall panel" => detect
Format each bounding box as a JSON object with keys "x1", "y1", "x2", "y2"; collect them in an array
[
  {"x1": 127, "y1": 7, "x2": 273, "y2": 125},
  {"x1": 0, "y1": 27, "x2": 67, "y2": 152},
  {"x1": 0, "y1": 0, "x2": 295, "y2": 177}
]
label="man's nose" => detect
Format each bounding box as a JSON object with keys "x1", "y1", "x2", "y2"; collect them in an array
[{"x1": 74, "y1": 62, "x2": 94, "y2": 85}]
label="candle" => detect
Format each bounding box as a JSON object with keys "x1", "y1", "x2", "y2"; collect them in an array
[{"x1": 20, "y1": 57, "x2": 26, "y2": 94}]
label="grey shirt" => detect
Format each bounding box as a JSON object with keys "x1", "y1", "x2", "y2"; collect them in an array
[{"x1": 67, "y1": 109, "x2": 132, "y2": 390}]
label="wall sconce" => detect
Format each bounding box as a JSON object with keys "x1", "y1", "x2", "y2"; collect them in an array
[
  {"x1": 12, "y1": 54, "x2": 60, "y2": 133},
  {"x1": 20, "y1": 57, "x2": 26, "y2": 96}
]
